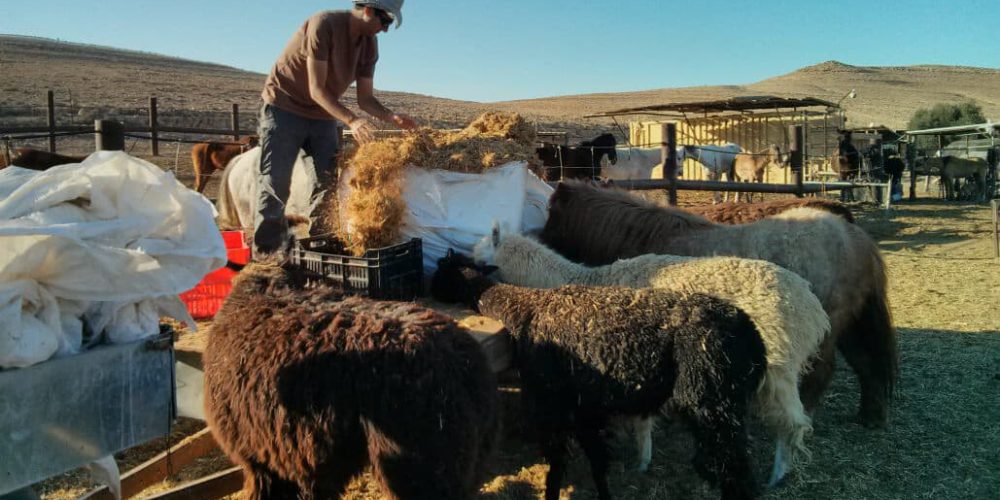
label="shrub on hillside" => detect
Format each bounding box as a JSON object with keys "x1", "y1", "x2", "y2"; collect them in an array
[{"x1": 907, "y1": 101, "x2": 985, "y2": 130}]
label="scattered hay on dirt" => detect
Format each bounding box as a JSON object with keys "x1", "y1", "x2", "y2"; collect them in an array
[{"x1": 332, "y1": 112, "x2": 541, "y2": 255}]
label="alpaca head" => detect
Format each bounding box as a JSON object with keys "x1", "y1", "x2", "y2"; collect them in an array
[
  {"x1": 472, "y1": 221, "x2": 507, "y2": 267},
  {"x1": 431, "y1": 248, "x2": 498, "y2": 306},
  {"x1": 228, "y1": 258, "x2": 306, "y2": 298}
]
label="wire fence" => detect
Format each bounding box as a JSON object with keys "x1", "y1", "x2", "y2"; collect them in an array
[{"x1": 3, "y1": 92, "x2": 991, "y2": 203}]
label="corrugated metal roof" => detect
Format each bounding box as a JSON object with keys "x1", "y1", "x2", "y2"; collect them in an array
[
  {"x1": 903, "y1": 122, "x2": 1000, "y2": 136},
  {"x1": 585, "y1": 95, "x2": 839, "y2": 118}
]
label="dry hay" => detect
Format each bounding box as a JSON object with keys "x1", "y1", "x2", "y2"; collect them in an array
[{"x1": 332, "y1": 112, "x2": 541, "y2": 255}]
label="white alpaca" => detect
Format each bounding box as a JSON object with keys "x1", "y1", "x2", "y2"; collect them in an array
[{"x1": 474, "y1": 225, "x2": 830, "y2": 486}]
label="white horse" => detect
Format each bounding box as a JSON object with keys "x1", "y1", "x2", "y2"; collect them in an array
[
  {"x1": 681, "y1": 143, "x2": 742, "y2": 203},
  {"x1": 602, "y1": 146, "x2": 684, "y2": 180},
  {"x1": 215, "y1": 146, "x2": 321, "y2": 238}
]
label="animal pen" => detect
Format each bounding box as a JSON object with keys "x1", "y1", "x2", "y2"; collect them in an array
[
  {"x1": 900, "y1": 121, "x2": 1000, "y2": 201},
  {"x1": 586, "y1": 95, "x2": 892, "y2": 205},
  {"x1": 605, "y1": 96, "x2": 846, "y2": 181}
]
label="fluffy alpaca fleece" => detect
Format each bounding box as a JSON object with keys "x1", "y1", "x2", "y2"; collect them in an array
[
  {"x1": 687, "y1": 198, "x2": 854, "y2": 225},
  {"x1": 474, "y1": 227, "x2": 829, "y2": 484},
  {"x1": 204, "y1": 262, "x2": 498, "y2": 500},
  {"x1": 432, "y1": 252, "x2": 766, "y2": 500},
  {"x1": 540, "y1": 180, "x2": 897, "y2": 428}
]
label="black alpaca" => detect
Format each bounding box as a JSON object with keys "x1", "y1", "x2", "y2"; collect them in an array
[{"x1": 432, "y1": 250, "x2": 766, "y2": 500}]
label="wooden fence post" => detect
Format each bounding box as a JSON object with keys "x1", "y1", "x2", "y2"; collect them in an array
[
  {"x1": 661, "y1": 123, "x2": 677, "y2": 206},
  {"x1": 231, "y1": 104, "x2": 240, "y2": 141},
  {"x1": 95, "y1": 120, "x2": 125, "y2": 151},
  {"x1": 47, "y1": 90, "x2": 56, "y2": 153},
  {"x1": 2, "y1": 139, "x2": 11, "y2": 166},
  {"x1": 790, "y1": 124, "x2": 804, "y2": 197},
  {"x1": 149, "y1": 97, "x2": 159, "y2": 156}
]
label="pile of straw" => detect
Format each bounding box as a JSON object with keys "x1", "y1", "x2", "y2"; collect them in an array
[{"x1": 331, "y1": 112, "x2": 541, "y2": 255}]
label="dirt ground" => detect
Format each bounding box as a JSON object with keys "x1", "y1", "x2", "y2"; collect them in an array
[{"x1": 35, "y1": 185, "x2": 1000, "y2": 500}]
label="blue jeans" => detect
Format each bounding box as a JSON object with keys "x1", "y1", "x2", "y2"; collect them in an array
[{"x1": 254, "y1": 103, "x2": 340, "y2": 255}]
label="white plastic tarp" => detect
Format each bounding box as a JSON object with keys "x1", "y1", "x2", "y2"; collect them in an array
[
  {"x1": 0, "y1": 152, "x2": 227, "y2": 369},
  {"x1": 396, "y1": 161, "x2": 552, "y2": 274}
]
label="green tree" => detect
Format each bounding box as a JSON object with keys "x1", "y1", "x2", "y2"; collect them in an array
[{"x1": 907, "y1": 101, "x2": 986, "y2": 130}]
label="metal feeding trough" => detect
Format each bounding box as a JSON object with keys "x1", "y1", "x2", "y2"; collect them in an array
[{"x1": 0, "y1": 328, "x2": 176, "y2": 497}]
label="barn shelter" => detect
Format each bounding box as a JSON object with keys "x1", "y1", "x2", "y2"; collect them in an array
[
  {"x1": 901, "y1": 121, "x2": 1000, "y2": 200},
  {"x1": 587, "y1": 95, "x2": 845, "y2": 182}
]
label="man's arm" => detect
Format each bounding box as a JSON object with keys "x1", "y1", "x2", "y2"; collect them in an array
[
  {"x1": 356, "y1": 76, "x2": 417, "y2": 130},
  {"x1": 306, "y1": 57, "x2": 357, "y2": 125},
  {"x1": 307, "y1": 57, "x2": 383, "y2": 142}
]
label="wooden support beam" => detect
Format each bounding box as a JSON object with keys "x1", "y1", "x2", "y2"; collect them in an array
[
  {"x1": 81, "y1": 427, "x2": 220, "y2": 500},
  {"x1": 661, "y1": 123, "x2": 677, "y2": 205},
  {"x1": 140, "y1": 467, "x2": 243, "y2": 500},
  {"x1": 791, "y1": 125, "x2": 804, "y2": 197}
]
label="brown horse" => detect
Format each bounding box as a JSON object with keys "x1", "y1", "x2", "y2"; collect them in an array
[
  {"x1": 831, "y1": 134, "x2": 862, "y2": 202},
  {"x1": 540, "y1": 181, "x2": 898, "y2": 427},
  {"x1": 831, "y1": 135, "x2": 862, "y2": 181}
]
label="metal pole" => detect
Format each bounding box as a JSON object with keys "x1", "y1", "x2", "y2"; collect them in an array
[
  {"x1": 231, "y1": 104, "x2": 240, "y2": 142},
  {"x1": 993, "y1": 199, "x2": 999, "y2": 260},
  {"x1": 47, "y1": 90, "x2": 56, "y2": 153},
  {"x1": 149, "y1": 97, "x2": 159, "y2": 156},
  {"x1": 906, "y1": 141, "x2": 917, "y2": 200},
  {"x1": 929, "y1": 135, "x2": 942, "y2": 195},
  {"x1": 95, "y1": 120, "x2": 125, "y2": 151},
  {"x1": 662, "y1": 123, "x2": 678, "y2": 206},
  {"x1": 791, "y1": 124, "x2": 804, "y2": 197}
]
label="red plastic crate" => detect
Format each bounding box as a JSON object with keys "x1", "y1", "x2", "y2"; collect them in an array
[
  {"x1": 180, "y1": 231, "x2": 249, "y2": 319},
  {"x1": 223, "y1": 231, "x2": 251, "y2": 265}
]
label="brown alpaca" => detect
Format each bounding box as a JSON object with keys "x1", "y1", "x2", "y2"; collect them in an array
[
  {"x1": 540, "y1": 181, "x2": 897, "y2": 428},
  {"x1": 689, "y1": 198, "x2": 854, "y2": 225},
  {"x1": 731, "y1": 145, "x2": 784, "y2": 202},
  {"x1": 204, "y1": 262, "x2": 498, "y2": 499}
]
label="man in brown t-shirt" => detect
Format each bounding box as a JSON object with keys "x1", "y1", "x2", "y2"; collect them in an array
[{"x1": 254, "y1": 0, "x2": 417, "y2": 255}]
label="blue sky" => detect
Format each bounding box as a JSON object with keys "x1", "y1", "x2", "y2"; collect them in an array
[{"x1": 3, "y1": 0, "x2": 998, "y2": 102}]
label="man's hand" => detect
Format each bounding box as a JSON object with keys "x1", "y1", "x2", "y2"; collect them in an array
[
  {"x1": 390, "y1": 113, "x2": 418, "y2": 130},
  {"x1": 349, "y1": 117, "x2": 377, "y2": 144}
]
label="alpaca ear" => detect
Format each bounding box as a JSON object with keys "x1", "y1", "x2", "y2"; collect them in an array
[
  {"x1": 446, "y1": 248, "x2": 455, "y2": 258},
  {"x1": 491, "y1": 221, "x2": 501, "y2": 248}
]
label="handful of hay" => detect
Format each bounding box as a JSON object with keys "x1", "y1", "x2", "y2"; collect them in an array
[{"x1": 331, "y1": 112, "x2": 542, "y2": 255}]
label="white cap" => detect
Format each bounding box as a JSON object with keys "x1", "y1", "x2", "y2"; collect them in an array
[{"x1": 354, "y1": 0, "x2": 403, "y2": 29}]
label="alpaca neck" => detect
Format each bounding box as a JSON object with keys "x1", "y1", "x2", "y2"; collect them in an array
[{"x1": 495, "y1": 238, "x2": 588, "y2": 288}]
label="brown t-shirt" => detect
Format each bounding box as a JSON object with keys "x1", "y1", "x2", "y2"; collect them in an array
[{"x1": 261, "y1": 10, "x2": 378, "y2": 120}]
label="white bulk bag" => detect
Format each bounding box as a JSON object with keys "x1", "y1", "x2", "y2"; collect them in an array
[{"x1": 0, "y1": 152, "x2": 227, "y2": 368}]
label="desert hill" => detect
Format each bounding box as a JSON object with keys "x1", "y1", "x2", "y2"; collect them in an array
[{"x1": 2, "y1": 35, "x2": 999, "y2": 139}]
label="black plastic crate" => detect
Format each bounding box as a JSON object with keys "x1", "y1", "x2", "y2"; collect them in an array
[{"x1": 290, "y1": 235, "x2": 423, "y2": 300}]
